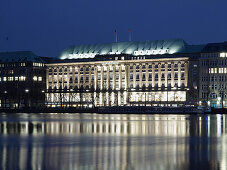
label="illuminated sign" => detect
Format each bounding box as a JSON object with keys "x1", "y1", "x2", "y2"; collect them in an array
[{"x1": 134, "y1": 49, "x2": 169, "y2": 56}]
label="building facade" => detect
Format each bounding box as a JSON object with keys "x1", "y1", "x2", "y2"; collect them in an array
[
  {"x1": 0, "y1": 51, "x2": 46, "y2": 108},
  {"x1": 45, "y1": 39, "x2": 201, "y2": 108},
  {"x1": 199, "y1": 42, "x2": 227, "y2": 108},
  {"x1": 2, "y1": 40, "x2": 227, "y2": 109}
]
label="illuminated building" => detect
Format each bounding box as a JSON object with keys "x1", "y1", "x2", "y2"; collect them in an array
[
  {"x1": 45, "y1": 39, "x2": 202, "y2": 107},
  {"x1": 0, "y1": 51, "x2": 46, "y2": 108},
  {"x1": 199, "y1": 42, "x2": 227, "y2": 108},
  {"x1": 1, "y1": 40, "x2": 227, "y2": 109}
]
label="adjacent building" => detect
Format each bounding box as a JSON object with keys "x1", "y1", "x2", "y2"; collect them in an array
[
  {"x1": 199, "y1": 42, "x2": 227, "y2": 108},
  {"x1": 0, "y1": 51, "x2": 46, "y2": 108}
]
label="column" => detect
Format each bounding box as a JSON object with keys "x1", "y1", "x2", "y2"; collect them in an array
[
  {"x1": 94, "y1": 66, "x2": 97, "y2": 90},
  {"x1": 171, "y1": 62, "x2": 174, "y2": 87},
  {"x1": 178, "y1": 62, "x2": 181, "y2": 87},
  {"x1": 125, "y1": 64, "x2": 129, "y2": 90},
  {"x1": 152, "y1": 63, "x2": 155, "y2": 88},
  {"x1": 101, "y1": 66, "x2": 104, "y2": 90},
  {"x1": 57, "y1": 67, "x2": 60, "y2": 89},
  {"x1": 78, "y1": 66, "x2": 81, "y2": 88},
  {"x1": 62, "y1": 66, "x2": 65, "y2": 89},
  {"x1": 83, "y1": 66, "x2": 86, "y2": 88},
  {"x1": 145, "y1": 63, "x2": 149, "y2": 87},
  {"x1": 158, "y1": 63, "x2": 161, "y2": 88},
  {"x1": 67, "y1": 66, "x2": 70, "y2": 89},
  {"x1": 165, "y1": 62, "x2": 168, "y2": 87},
  {"x1": 46, "y1": 68, "x2": 49, "y2": 89},
  {"x1": 89, "y1": 66, "x2": 91, "y2": 88},
  {"x1": 185, "y1": 61, "x2": 188, "y2": 87},
  {"x1": 107, "y1": 65, "x2": 110, "y2": 90},
  {"x1": 133, "y1": 64, "x2": 136, "y2": 88},
  {"x1": 72, "y1": 65, "x2": 75, "y2": 88},
  {"x1": 52, "y1": 67, "x2": 54, "y2": 89},
  {"x1": 119, "y1": 65, "x2": 122, "y2": 90},
  {"x1": 139, "y1": 64, "x2": 142, "y2": 88},
  {"x1": 113, "y1": 65, "x2": 116, "y2": 90}
]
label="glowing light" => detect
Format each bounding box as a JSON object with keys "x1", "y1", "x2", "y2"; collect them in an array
[
  {"x1": 208, "y1": 101, "x2": 210, "y2": 106},
  {"x1": 220, "y1": 53, "x2": 226, "y2": 58},
  {"x1": 33, "y1": 76, "x2": 37, "y2": 81},
  {"x1": 62, "y1": 53, "x2": 96, "y2": 60},
  {"x1": 134, "y1": 49, "x2": 170, "y2": 56}
]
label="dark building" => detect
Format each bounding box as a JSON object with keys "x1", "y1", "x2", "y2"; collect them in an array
[
  {"x1": 0, "y1": 51, "x2": 46, "y2": 108},
  {"x1": 199, "y1": 42, "x2": 227, "y2": 108}
]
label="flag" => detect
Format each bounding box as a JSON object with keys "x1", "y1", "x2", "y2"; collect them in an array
[
  {"x1": 128, "y1": 28, "x2": 131, "y2": 33},
  {"x1": 6, "y1": 37, "x2": 8, "y2": 40},
  {"x1": 114, "y1": 29, "x2": 117, "y2": 35}
]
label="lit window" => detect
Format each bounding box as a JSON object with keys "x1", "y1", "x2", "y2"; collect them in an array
[
  {"x1": 19, "y1": 76, "x2": 26, "y2": 81},
  {"x1": 3, "y1": 77, "x2": 7, "y2": 81},
  {"x1": 8, "y1": 77, "x2": 13, "y2": 81},
  {"x1": 220, "y1": 53, "x2": 226, "y2": 58},
  {"x1": 38, "y1": 77, "x2": 42, "y2": 81},
  {"x1": 219, "y1": 68, "x2": 224, "y2": 73},
  {"x1": 15, "y1": 77, "x2": 18, "y2": 81},
  {"x1": 8, "y1": 70, "x2": 14, "y2": 74},
  {"x1": 33, "y1": 76, "x2": 38, "y2": 81},
  {"x1": 21, "y1": 63, "x2": 26, "y2": 67}
]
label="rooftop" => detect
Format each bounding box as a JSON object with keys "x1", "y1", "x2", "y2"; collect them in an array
[
  {"x1": 0, "y1": 51, "x2": 46, "y2": 63},
  {"x1": 59, "y1": 39, "x2": 201, "y2": 60},
  {"x1": 202, "y1": 42, "x2": 227, "y2": 53}
]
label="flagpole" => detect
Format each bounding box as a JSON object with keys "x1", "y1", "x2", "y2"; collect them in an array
[
  {"x1": 128, "y1": 28, "x2": 131, "y2": 41},
  {"x1": 114, "y1": 29, "x2": 118, "y2": 43}
]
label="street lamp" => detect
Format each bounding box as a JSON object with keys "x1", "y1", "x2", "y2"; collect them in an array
[{"x1": 25, "y1": 89, "x2": 29, "y2": 107}]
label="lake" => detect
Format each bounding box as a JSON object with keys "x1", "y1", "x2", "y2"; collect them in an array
[{"x1": 0, "y1": 113, "x2": 226, "y2": 170}]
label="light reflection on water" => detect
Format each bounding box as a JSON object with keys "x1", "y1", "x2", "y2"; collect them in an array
[{"x1": 0, "y1": 114, "x2": 226, "y2": 170}]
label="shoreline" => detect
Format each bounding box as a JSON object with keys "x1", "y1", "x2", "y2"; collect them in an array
[{"x1": 0, "y1": 106, "x2": 224, "y2": 114}]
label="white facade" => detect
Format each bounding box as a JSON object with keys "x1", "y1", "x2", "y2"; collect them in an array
[{"x1": 46, "y1": 56, "x2": 191, "y2": 107}]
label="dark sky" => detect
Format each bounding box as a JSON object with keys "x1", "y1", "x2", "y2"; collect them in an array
[{"x1": 0, "y1": 0, "x2": 227, "y2": 57}]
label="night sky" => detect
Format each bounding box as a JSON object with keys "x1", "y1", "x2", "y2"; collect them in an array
[{"x1": 0, "y1": 0, "x2": 227, "y2": 57}]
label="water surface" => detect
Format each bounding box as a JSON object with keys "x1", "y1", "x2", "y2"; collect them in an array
[{"x1": 0, "y1": 113, "x2": 226, "y2": 170}]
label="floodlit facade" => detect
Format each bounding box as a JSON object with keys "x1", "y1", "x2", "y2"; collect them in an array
[{"x1": 45, "y1": 39, "x2": 201, "y2": 108}]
